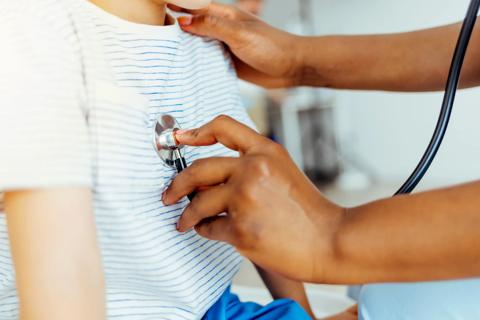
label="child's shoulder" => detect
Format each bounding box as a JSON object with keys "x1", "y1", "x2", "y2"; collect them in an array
[
  {"x1": 179, "y1": 29, "x2": 236, "y2": 75},
  {"x1": 180, "y1": 29, "x2": 228, "y2": 55},
  {"x1": 1, "y1": 0, "x2": 71, "y2": 17},
  {"x1": 1, "y1": 0, "x2": 76, "y2": 33},
  {"x1": 1, "y1": 0, "x2": 81, "y2": 58}
]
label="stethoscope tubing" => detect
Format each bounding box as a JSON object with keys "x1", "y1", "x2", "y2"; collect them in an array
[{"x1": 395, "y1": 0, "x2": 480, "y2": 195}]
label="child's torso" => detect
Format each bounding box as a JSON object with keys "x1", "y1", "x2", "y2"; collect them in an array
[{"x1": 0, "y1": 1, "x2": 249, "y2": 319}]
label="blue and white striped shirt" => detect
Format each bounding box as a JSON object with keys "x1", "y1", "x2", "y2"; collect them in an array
[{"x1": 0, "y1": 1, "x2": 251, "y2": 319}]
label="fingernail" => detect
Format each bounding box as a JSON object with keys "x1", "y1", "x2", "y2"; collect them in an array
[
  {"x1": 178, "y1": 16, "x2": 192, "y2": 26},
  {"x1": 176, "y1": 222, "x2": 185, "y2": 233}
]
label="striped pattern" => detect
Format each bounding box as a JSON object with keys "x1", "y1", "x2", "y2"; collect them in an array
[{"x1": 0, "y1": 1, "x2": 251, "y2": 319}]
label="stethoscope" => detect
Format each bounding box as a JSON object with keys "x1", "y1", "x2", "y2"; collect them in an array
[
  {"x1": 153, "y1": 0, "x2": 480, "y2": 202},
  {"x1": 153, "y1": 114, "x2": 196, "y2": 201}
]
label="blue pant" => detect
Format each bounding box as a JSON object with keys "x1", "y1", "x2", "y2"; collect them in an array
[
  {"x1": 359, "y1": 278, "x2": 480, "y2": 320},
  {"x1": 203, "y1": 287, "x2": 311, "y2": 320}
]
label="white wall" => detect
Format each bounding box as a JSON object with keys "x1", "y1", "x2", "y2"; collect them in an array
[{"x1": 263, "y1": 0, "x2": 480, "y2": 187}]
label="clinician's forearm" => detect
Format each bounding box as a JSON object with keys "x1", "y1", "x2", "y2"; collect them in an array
[
  {"x1": 5, "y1": 189, "x2": 106, "y2": 320},
  {"x1": 298, "y1": 22, "x2": 480, "y2": 91},
  {"x1": 320, "y1": 182, "x2": 480, "y2": 284}
]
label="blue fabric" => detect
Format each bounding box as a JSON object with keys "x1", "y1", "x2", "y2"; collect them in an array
[
  {"x1": 359, "y1": 278, "x2": 480, "y2": 320},
  {"x1": 203, "y1": 287, "x2": 312, "y2": 320}
]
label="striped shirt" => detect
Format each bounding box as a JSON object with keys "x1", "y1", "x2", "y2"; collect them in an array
[{"x1": 0, "y1": 1, "x2": 251, "y2": 319}]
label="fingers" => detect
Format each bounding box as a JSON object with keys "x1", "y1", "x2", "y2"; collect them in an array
[
  {"x1": 163, "y1": 157, "x2": 239, "y2": 205},
  {"x1": 174, "y1": 3, "x2": 243, "y2": 44},
  {"x1": 168, "y1": 2, "x2": 232, "y2": 16},
  {"x1": 347, "y1": 305, "x2": 358, "y2": 315},
  {"x1": 234, "y1": 58, "x2": 295, "y2": 89},
  {"x1": 166, "y1": 0, "x2": 212, "y2": 11},
  {"x1": 167, "y1": 4, "x2": 184, "y2": 12},
  {"x1": 178, "y1": 14, "x2": 238, "y2": 43},
  {"x1": 195, "y1": 216, "x2": 232, "y2": 243},
  {"x1": 177, "y1": 184, "x2": 231, "y2": 232},
  {"x1": 175, "y1": 115, "x2": 267, "y2": 152}
]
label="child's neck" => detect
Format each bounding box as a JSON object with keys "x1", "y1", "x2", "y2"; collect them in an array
[{"x1": 89, "y1": 0, "x2": 169, "y2": 26}]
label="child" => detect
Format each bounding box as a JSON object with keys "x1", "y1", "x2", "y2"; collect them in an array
[{"x1": 0, "y1": 0, "x2": 314, "y2": 319}]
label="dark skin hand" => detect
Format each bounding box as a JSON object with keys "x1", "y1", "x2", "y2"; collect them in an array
[
  {"x1": 164, "y1": 115, "x2": 480, "y2": 285},
  {"x1": 161, "y1": 7, "x2": 480, "y2": 320},
  {"x1": 163, "y1": 116, "x2": 334, "y2": 280},
  {"x1": 165, "y1": 3, "x2": 480, "y2": 319},
  {"x1": 171, "y1": 2, "x2": 480, "y2": 91},
  {"x1": 164, "y1": 116, "x2": 336, "y2": 282},
  {"x1": 163, "y1": 2, "x2": 480, "y2": 284}
]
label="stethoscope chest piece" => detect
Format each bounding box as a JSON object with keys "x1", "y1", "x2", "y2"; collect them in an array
[
  {"x1": 153, "y1": 114, "x2": 184, "y2": 167},
  {"x1": 153, "y1": 114, "x2": 196, "y2": 201}
]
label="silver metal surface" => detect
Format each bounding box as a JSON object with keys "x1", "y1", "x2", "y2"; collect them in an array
[{"x1": 153, "y1": 114, "x2": 184, "y2": 166}]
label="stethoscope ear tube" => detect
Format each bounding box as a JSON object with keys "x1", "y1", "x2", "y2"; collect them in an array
[{"x1": 395, "y1": 0, "x2": 480, "y2": 195}]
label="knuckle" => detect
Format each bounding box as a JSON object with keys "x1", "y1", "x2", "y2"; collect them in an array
[
  {"x1": 264, "y1": 141, "x2": 287, "y2": 156},
  {"x1": 245, "y1": 155, "x2": 272, "y2": 178},
  {"x1": 231, "y1": 219, "x2": 247, "y2": 241},
  {"x1": 203, "y1": 223, "x2": 216, "y2": 240},
  {"x1": 196, "y1": 14, "x2": 207, "y2": 25},
  {"x1": 195, "y1": 223, "x2": 208, "y2": 238},
  {"x1": 205, "y1": 14, "x2": 221, "y2": 28},
  {"x1": 177, "y1": 169, "x2": 197, "y2": 190},
  {"x1": 210, "y1": 115, "x2": 234, "y2": 139},
  {"x1": 236, "y1": 181, "x2": 256, "y2": 203},
  {"x1": 231, "y1": 218, "x2": 261, "y2": 251},
  {"x1": 228, "y1": 11, "x2": 238, "y2": 21},
  {"x1": 213, "y1": 114, "x2": 233, "y2": 126},
  {"x1": 184, "y1": 205, "x2": 200, "y2": 225},
  {"x1": 179, "y1": 211, "x2": 193, "y2": 229},
  {"x1": 229, "y1": 8, "x2": 244, "y2": 22},
  {"x1": 189, "y1": 128, "x2": 201, "y2": 139}
]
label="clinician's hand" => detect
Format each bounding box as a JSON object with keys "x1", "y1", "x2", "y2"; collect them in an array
[
  {"x1": 169, "y1": 3, "x2": 304, "y2": 88},
  {"x1": 163, "y1": 116, "x2": 345, "y2": 282}
]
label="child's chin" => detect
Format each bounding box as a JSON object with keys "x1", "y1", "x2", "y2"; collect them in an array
[{"x1": 166, "y1": 0, "x2": 212, "y2": 10}]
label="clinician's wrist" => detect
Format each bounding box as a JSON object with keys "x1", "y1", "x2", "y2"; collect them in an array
[
  {"x1": 290, "y1": 35, "x2": 310, "y2": 86},
  {"x1": 295, "y1": 36, "x2": 330, "y2": 88},
  {"x1": 311, "y1": 204, "x2": 349, "y2": 283}
]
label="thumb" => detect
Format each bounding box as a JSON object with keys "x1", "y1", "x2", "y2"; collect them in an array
[{"x1": 178, "y1": 13, "x2": 238, "y2": 44}]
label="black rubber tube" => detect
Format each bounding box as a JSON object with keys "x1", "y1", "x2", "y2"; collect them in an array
[{"x1": 395, "y1": 0, "x2": 480, "y2": 195}]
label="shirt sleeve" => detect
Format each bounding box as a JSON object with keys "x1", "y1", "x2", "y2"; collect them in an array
[{"x1": 0, "y1": 2, "x2": 92, "y2": 191}]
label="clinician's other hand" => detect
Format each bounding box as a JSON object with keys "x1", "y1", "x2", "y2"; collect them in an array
[
  {"x1": 169, "y1": 3, "x2": 304, "y2": 88},
  {"x1": 163, "y1": 116, "x2": 345, "y2": 282}
]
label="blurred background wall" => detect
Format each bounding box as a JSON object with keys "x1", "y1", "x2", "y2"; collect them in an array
[{"x1": 260, "y1": 0, "x2": 480, "y2": 188}]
